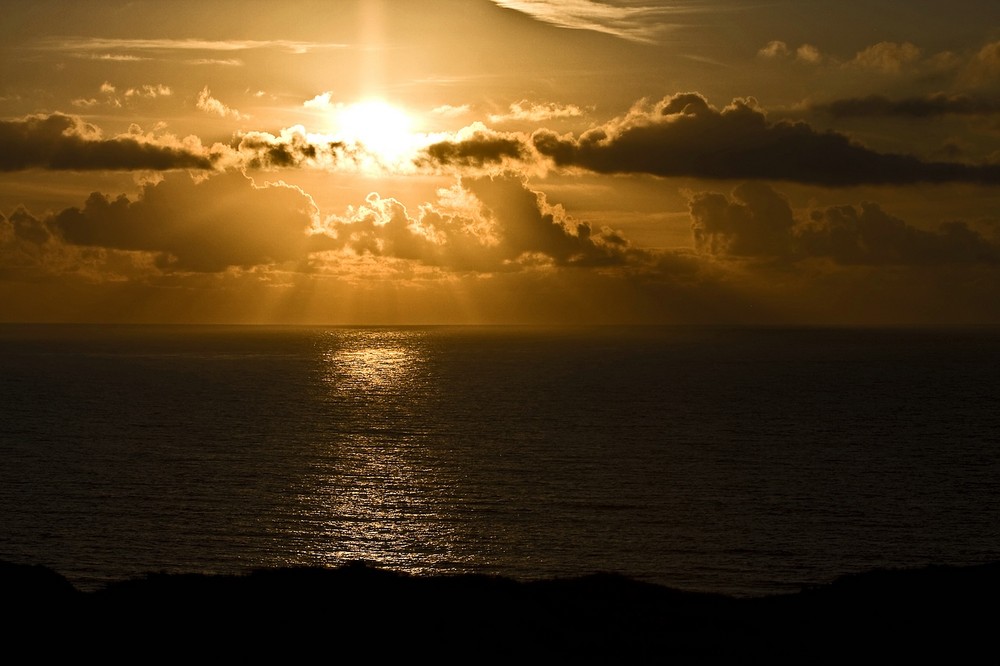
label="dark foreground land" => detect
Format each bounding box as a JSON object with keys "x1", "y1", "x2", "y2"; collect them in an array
[{"x1": 3, "y1": 560, "x2": 997, "y2": 663}]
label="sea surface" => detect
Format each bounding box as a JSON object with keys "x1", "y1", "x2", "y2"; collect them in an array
[{"x1": 1, "y1": 324, "x2": 998, "y2": 596}]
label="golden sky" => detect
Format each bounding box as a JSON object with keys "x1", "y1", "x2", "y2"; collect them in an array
[{"x1": 2, "y1": 0, "x2": 1000, "y2": 324}]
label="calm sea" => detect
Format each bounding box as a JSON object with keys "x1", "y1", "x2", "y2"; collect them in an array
[{"x1": 1, "y1": 324, "x2": 998, "y2": 596}]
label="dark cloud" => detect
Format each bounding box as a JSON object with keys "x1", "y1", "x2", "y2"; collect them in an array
[
  {"x1": 318, "y1": 175, "x2": 637, "y2": 271},
  {"x1": 16, "y1": 172, "x2": 634, "y2": 276},
  {"x1": 50, "y1": 172, "x2": 324, "y2": 272},
  {"x1": 798, "y1": 205, "x2": 998, "y2": 265},
  {"x1": 6, "y1": 208, "x2": 53, "y2": 246},
  {"x1": 421, "y1": 129, "x2": 528, "y2": 168},
  {"x1": 815, "y1": 93, "x2": 1000, "y2": 119},
  {"x1": 689, "y1": 182, "x2": 999, "y2": 265},
  {"x1": 234, "y1": 129, "x2": 339, "y2": 169},
  {"x1": 0, "y1": 113, "x2": 214, "y2": 171},
  {"x1": 465, "y1": 175, "x2": 638, "y2": 267},
  {"x1": 689, "y1": 182, "x2": 796, "y2": 257},
  {"x1": 531, "y1": 93, "x2": 1000, "y2": 186},
  {"x1": 0, "y1": 207, "x2": 158, "y2": 283},
  {"x1": 0, "y1": 209, "x2": 52, "y2": 279}
]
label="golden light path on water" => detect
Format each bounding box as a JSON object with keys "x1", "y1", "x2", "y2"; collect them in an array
[{"x1": 292, "y1": 329, "x2": 468, "y2": 574}]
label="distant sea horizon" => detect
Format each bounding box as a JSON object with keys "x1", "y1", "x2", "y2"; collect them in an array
[{"x1": 2, "y1": 323, "x2": 998, "y2": 596}]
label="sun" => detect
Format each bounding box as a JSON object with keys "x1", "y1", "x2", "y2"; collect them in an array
[{"x1": 332, "y1": 99, "x2": 417, "y2": 164}]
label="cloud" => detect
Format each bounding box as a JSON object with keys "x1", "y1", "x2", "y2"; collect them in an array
[
  {"x1": 197, "y1": 87, "x2": 248, "y2": 120},
  {"x1": 757, "y1": 41, "x2": 821, "y2": 63},
  {"x1": 124, "y1": 84, "x2": 172, "y2": 99},
  {"x1": 0, "y1": 113, "x2": 214, "y2": 171},
  {"x1": 49, "y1": 172, "x2": 324, "y2": 272},
  {"x1": 850, "y1": 41, "x2": 921, "y2": 73},
  {"x1": 186, "y1": 58, "x2": 244, "y2": 67},
  {"x1": 688, "y1": 183, "x2": 998, "y2": 265},
  {"x1": 233, "y1": 126, "x2": 346, "y2": 170},
  {"x1": 689, "y1": 182, "x2": 796, "y2": 257},
  {"x1": 796, "y1": 44, "x2": 822, "y2": 64},
  {"x1": 75, "y1": 81, "x2": 172, "y2": 109},
  {"x1": 963, "y1": 40, "x2": 1000, "y2": 86},
  {"x1": 489, "y1": 100, "x2": 584, "y2": 123},
  {"x1": 303, "y1": 91, "x2": 333, "y2": 109},
  {"x1": 489, "y1": 0, "x2": 680, "y2": 43},
  {"x1": 316, "y1": 174, "x2": 637, "y2": 272},
  {"x1": 813, "y1": 93, "x2": 1000, "y2": 119},
  {"x1": 90, "y1": 54, "x2": 147, "y2": 62},
  {"x1": 432, "y1": 104, "x2": 471, "y2": 118},
  {"x1": 7, "y1": 175, "x2": 999, "y2": 326},
  {"x1": 798, "y1": 205, "x2": 998, "y2": 265},
  {"x1": 32, "y1": 172, "x2": 635, "y2": 276},
  {"x1": 35, "y1": 37, "x2": 346, "y2": 56},
  {"x1": 757, "y1": 40, "x2": 789, "y2": 58},
  {"x1": 421, "y1": 124, "x2": 532, "y2": 170},
  {"x1": 530, "y1": 93, "x2": 1000, "y2": 185},
  {"x1": 0, "y1": 207, "x2": 160, "y2": 284}
]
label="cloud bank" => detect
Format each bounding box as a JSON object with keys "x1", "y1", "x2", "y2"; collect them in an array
[
  {"x1": 316, "y1": 174, "x2": 636, "y2": 272},
  {"x1": 528, "y1": 93, "x2": 1000, "y2": 185},
  {"x1": 689, "y1": 182, "x2": 998, "y2": 265},
  {"x1": 0, "y1": 113, "x2": 215, "y2": 171},
  {"x1": 50, "y1": 172, "x2": 322, "y2": 272},
  {"x1": 814, "y1": 93, "x2": 1000, "y2": 118}
]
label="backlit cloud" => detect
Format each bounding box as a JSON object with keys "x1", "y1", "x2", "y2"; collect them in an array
[
  {"x1": 530, "y1": 93, "x2": 1000, "y2": 185},
  {"x1": 233, "y1": 126, "x2": 346, "y2": 170},
  {"x1": 17, "y1": 172, "x2": 636, "y2": 276},
  {"x1": 49, "y1": 172, "x2": 324, "y2": 272},
  {"x1": 796, "y1": 44, "x2": 822, "y2": 64},
  {"x1": 432, "y1": 104, "x2": 472, "y2": 118},
  {"x1": 757, "y1": 41, "x2": 789, "y2": 58},
  {"x1": 756, "y1": 41, "x2": 821, "y2": 63},
  {"x1": 303, "y1": 92, "x2": 334, "y2": 109},
  {"x1": 849, "y1": 41, "x2": 921, "y2": 73},
  {"x1": 962, "y1": 40, "x2": 1000, "y2": 86},
  {"x1": 489, "y1": 100, "x2": 584, "y2": 123},
  {"x1": 422, "y1": 125, "x2": 530, "y2": 170},
  {"x1": 34, "y1": 37, "x2": 346, "y2": 56},
  {"x1": 197, "y1": 87, "x2": 248, "y2": 120},
  {"x1": 489, "y1": 0, "x2": 680, "y2": 43},
  {"x1": 73, "y1": 82, "x2": 172, "y2": 109},
  {"x1": 0, "y1": 113, "x2": 215, "y2": 171},
  {"x1": 316, "y1": 174, "x2": 636, "y2": 272}
]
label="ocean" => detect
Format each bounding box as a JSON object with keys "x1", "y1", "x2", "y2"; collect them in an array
[{"x1": 1, "y1": 324, "x2": 998, "y2": 596}]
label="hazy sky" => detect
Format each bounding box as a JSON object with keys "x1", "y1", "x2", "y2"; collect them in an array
[{"x1": 3, "y1": 0, "x2": 1000, "y2": 324}]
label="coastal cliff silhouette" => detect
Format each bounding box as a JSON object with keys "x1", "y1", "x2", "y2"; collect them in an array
[{"x1": 3, "y1": 559, "x2": 997, "y2": 662}]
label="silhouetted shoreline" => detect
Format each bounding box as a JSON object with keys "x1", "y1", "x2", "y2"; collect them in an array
[{"x1": 3, "y1": 560, "x2": 997, "y2": 662}]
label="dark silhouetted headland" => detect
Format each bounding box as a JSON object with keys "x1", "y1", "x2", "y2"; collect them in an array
[{"x1": 3, "y1": 560, "x2": 997, "y2": 662}]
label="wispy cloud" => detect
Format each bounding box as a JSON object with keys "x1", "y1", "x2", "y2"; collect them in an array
[
  {"x1": 32, "y1": 37, "x2": 346, "y2": 56},
  {"x1": 490, "y1": 0, "x2": 688, "y2": 43},
  {"x1": 432, "y1": 104, "x2": 472, "y2": 118},
  {"x1": 489, "y1": 100, "x2": 585, "y2": 123},
  {"x1": 812, "y1": 93, "x2": 1000, "y2": 119}
]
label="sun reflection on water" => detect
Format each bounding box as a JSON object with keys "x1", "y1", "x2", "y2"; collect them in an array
[
  {"x1": 293, "y1": 328, "x2": 469, "y2": 575},
  {"x1": 322, "y1": 328, "x2": 423, "y2": 388}
]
